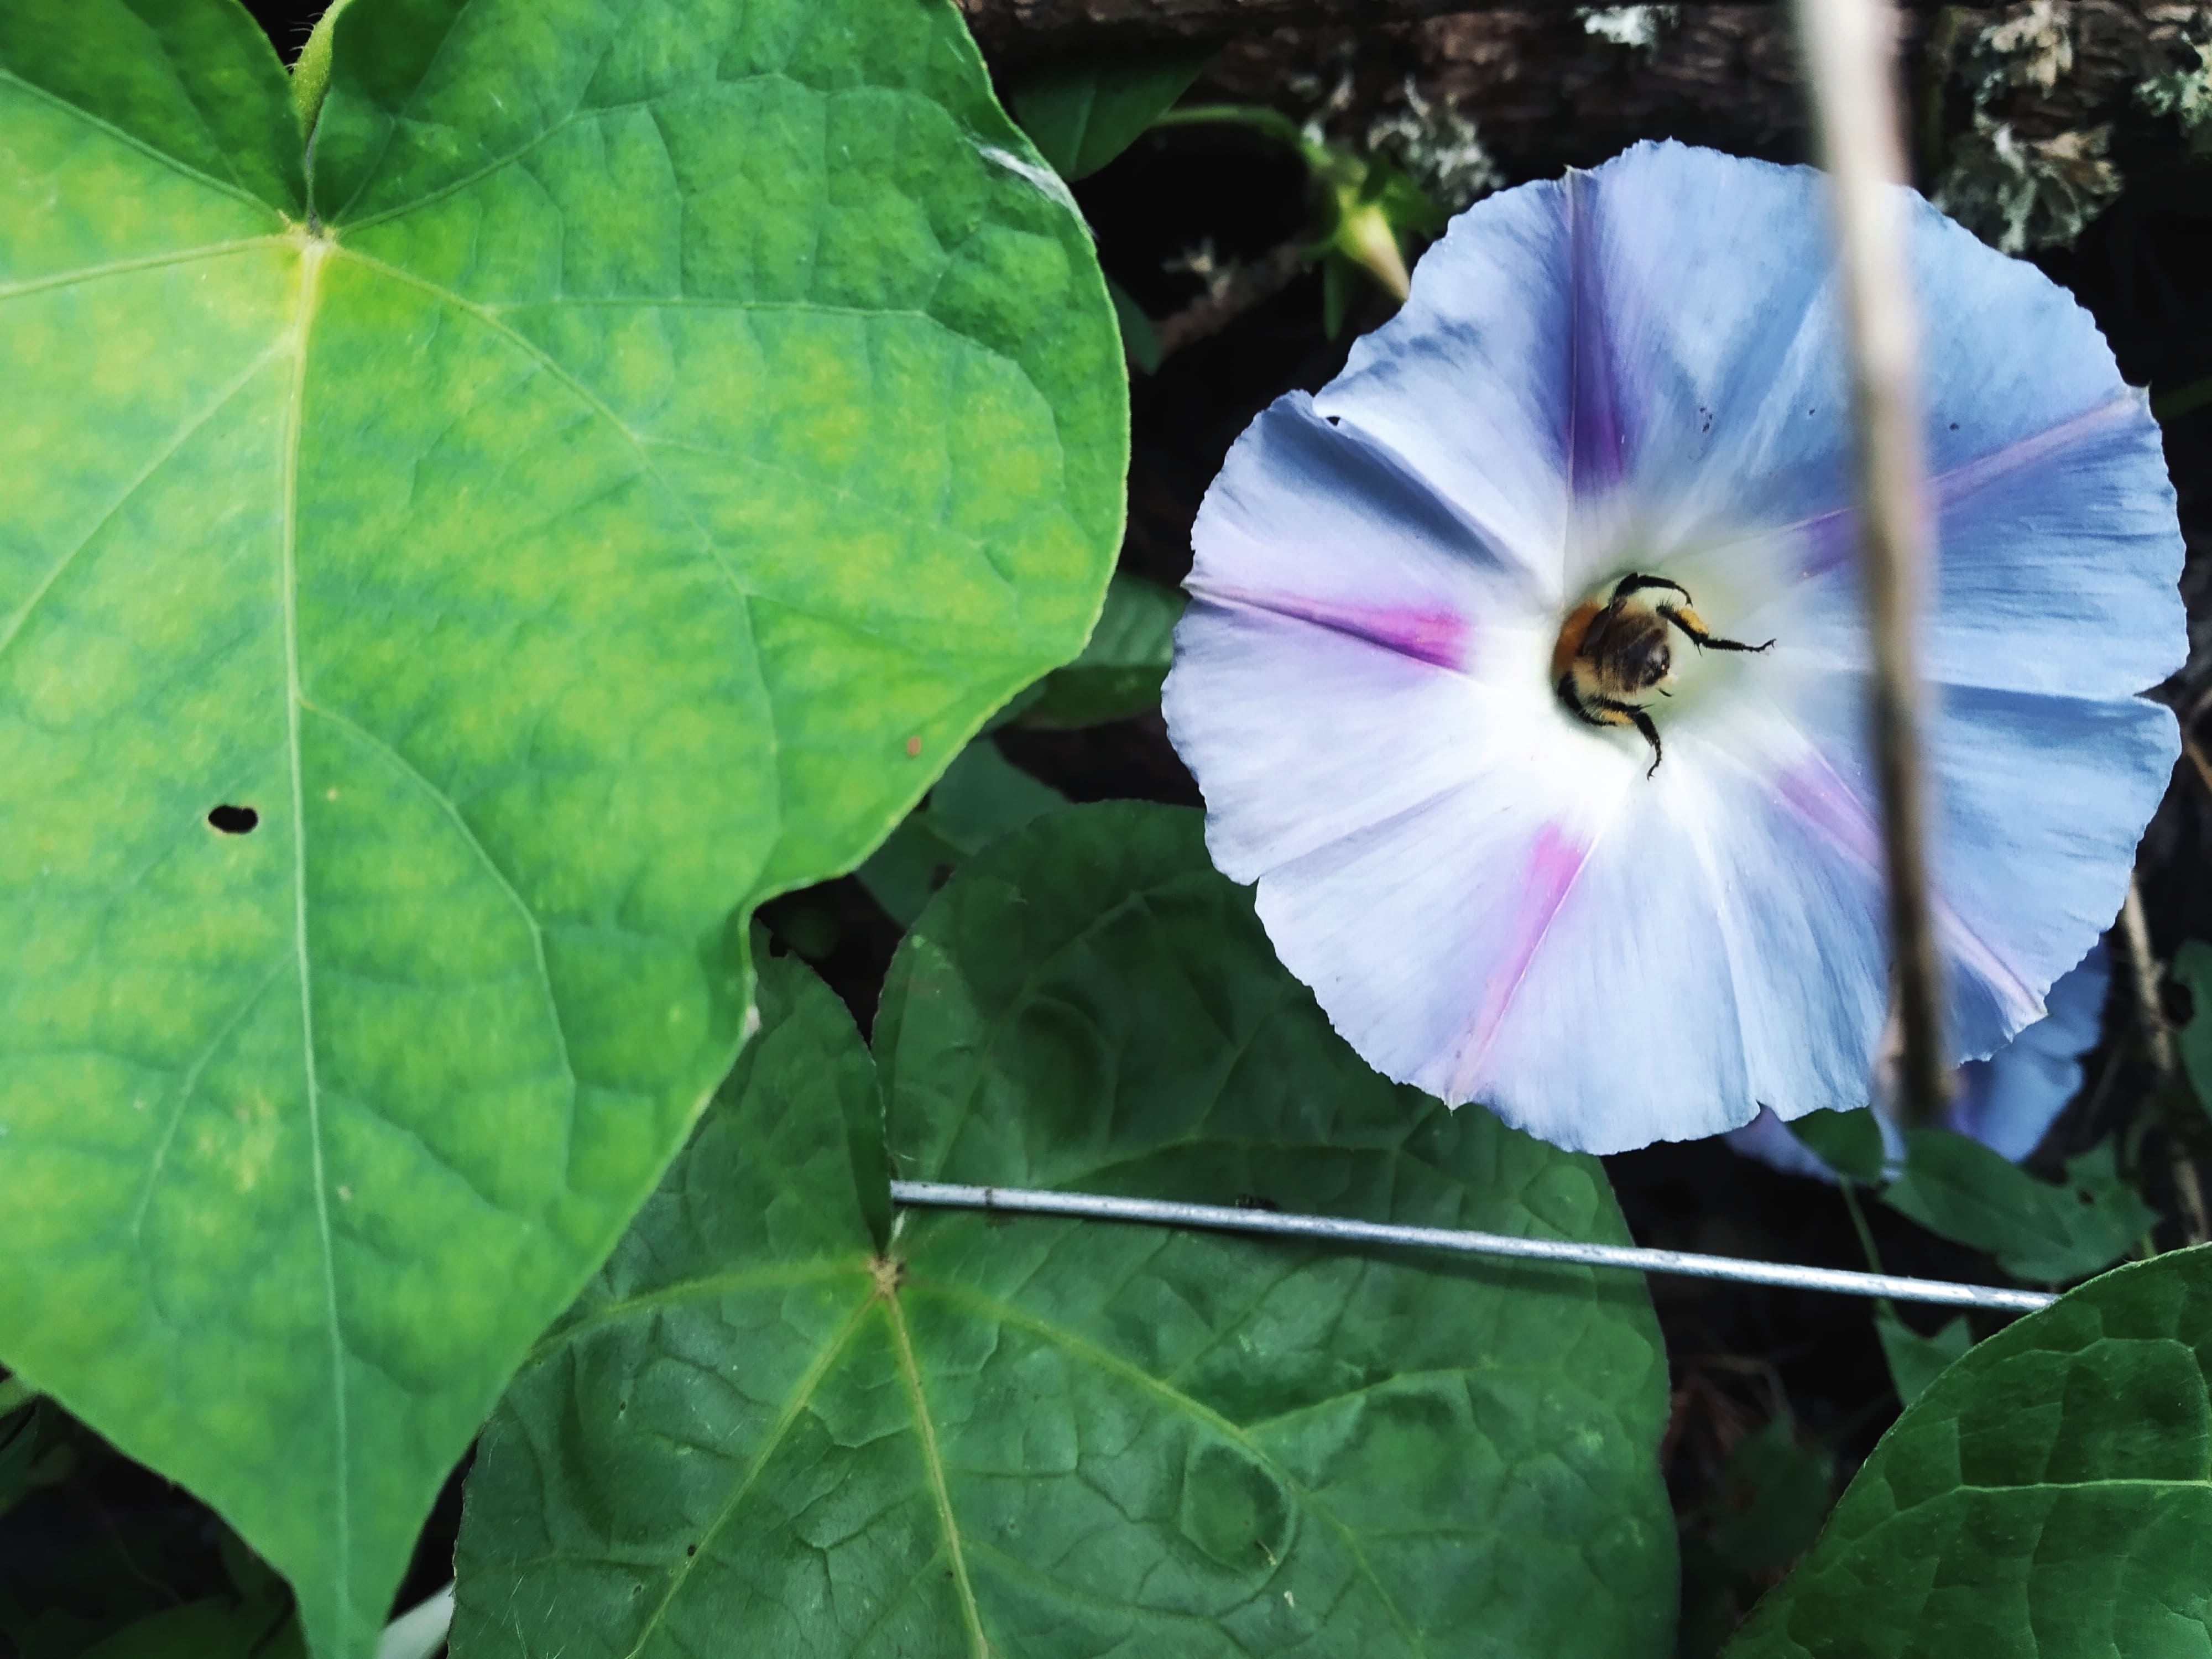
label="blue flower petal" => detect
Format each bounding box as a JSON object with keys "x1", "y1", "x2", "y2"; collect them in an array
[
  {"x1": 1315, "y1": 179, "x2": 1575, "y2": 595},
  {"x1": 1729, "y1": 944, "x2": 2110, "y2": 1178},
  {"x1": 1950, "y1": 942, "x2": 2110, "y2": 1161},
  {"x1": 1165, "y1": 394, "x2": 1551, "y2": 883},
  {"x1": 1563, "y1": 144, "x2": 1850, "y2": 537}
]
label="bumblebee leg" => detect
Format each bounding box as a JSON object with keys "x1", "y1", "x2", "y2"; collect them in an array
[
  {"x1": 1556, "y1": 671, "x2": 1607, "y2": 725},
  {"x1": 1662, "y1": 604, "x2": 1774, "y2": 655},
  {"x1": 1612, "y1": 572, "x2": 1693, "y2": 607},
  {"x1": 1628, "y1": 706, "x2": 1662, "y2": 776},
  {"x1": 1585, "y1": 693, "x2": 1664, "y2": 775}
]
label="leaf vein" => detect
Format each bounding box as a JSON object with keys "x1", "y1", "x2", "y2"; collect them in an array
[
  {"x1": 901, "y1": 1273, "x2": 1432, "y2": 1659},
  {"x1": 276, "y1": 239, "x2": 352, "y2": 1635},
  {"x1": 884, "y1": 1289, "x2": 993, "y2": 1658}
]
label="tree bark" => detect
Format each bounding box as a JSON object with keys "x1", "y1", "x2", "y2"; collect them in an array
[
  {"x1": 968, "y1": 0, "x2": 2208, "y2": 193},
  {"x1": 963, "y1": 0, "x2": 1837, "y2": 53}
]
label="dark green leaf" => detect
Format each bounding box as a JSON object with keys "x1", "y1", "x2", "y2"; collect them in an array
[
  {"x1": 761, "y1": 928, "x2": 893, "y2": 1253},
  {"x1": 1882, "y1": 1132, "x2": 2154, "y2": 1282},
  {"x1": 0, "y1": 1399, "x2": 40, "y2": 1520},
  {"x1": 77, "y1": 1598, "x2": 303, "y2": 1659},
  {"x1": 1322, "y1": 253, "x2": 1356, "y2": 338},
  {"x1": 2173, "y1": 938, "x2": 2212, "y2": 1117},
  {"x1": 1726, "y1": 1246, "x2": 2212, "y2": 1657},
  {"x1": 1786, "y1": 1108, "x2": 1888, "y2": 1185},
  {"x1": 1107, "y1": 273, "x2": 1164, "y2": 373},
  {"x1": 927, "y1": 737, "x2": 1071, "y2": 849},
  {"x1": 856, "y1": 739, "x2": 1070, "y2": 924},
  {"x1": 453, "y1": 804, "x2": 1676, "y2": 1658},
  {"x1": 1010, "y1": 51, "x2": 1213, "y2": 180},
  {"x1": 852, "y1": 813, "x2": 971, "y2": 928},
  {"x1": 1021, "y1": 571, "x2": 1186, "y2": 728},
  {"x1": 1698, "y1": 1415, "x2": 1835, "y2": 1578},
  {"x1": 1874, "y1": 1308, "x2": 1973, "y2": 1406},
  {"x1": 0, "y1": 0, "x2": 1124, "y2": 1650}
]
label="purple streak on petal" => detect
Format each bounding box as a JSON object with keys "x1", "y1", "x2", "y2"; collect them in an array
[
  {"x1": 1566, "y1": 169, "x2": 1628, "y2": 499},
  {"x1": 1462, "y1": 823, "x2": 1592, "y2": 1081},
  {"x1": 1787, "y1": 507, "x2": 1859, "y2": 582},
  {"x1": 1773, "y1": 389, "x2": 2140, "y2": 582},
  {"x1": 1190, "y1": 581, "x2": 1474, "y2": 673},
  {"x1": 1932, "y1": 389, "x2": 2142, "y2": 512}
]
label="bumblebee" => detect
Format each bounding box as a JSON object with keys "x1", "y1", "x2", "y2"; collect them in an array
[{"x1": 1553, "y1": 573, "x2": 1773, "y2": 776}]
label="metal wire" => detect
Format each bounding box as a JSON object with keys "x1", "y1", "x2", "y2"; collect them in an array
[{"x1": 890, "y1": 1181, "x2": 2057, "y2": 1312}]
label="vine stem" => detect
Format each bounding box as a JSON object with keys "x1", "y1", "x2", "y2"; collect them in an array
[
  {"x1": 1794, "y1": 0, "x2": 1947, "y2": 1128},
  {"x1": 2120, "y1": 874, "x2": 2177, "y2": 1079}
]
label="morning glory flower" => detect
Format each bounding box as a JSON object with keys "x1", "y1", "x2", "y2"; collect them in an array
[
  {"x1": 1728, "y1": 944, "x2": 2111, "y2": 1180},
  {"x1": 1162, "y1": 142, "x2": 2183, "y2": 1155}
]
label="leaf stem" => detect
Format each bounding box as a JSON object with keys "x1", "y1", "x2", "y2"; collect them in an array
[
  {"x1": 1838, "y1": 1180, "x2": 1885, "y2": 1279},
  {"x1": 1150, "y1": 102, "x2": 1317, "y2": 160}
]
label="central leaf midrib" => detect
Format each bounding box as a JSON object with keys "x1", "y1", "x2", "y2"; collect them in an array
[
  {"x1": 900, "y1": 1271, "x2": 1432, "y2": 1659},
  {"x1": 884, "y1": 1287, "x2": 992, "y2": 1658},
  {"x1": 278, "y1": 234, "x2": 352, "y2": 1637}
]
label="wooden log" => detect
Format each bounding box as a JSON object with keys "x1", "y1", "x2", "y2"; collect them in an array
[{"x1": 968, "y1": 0, "x2": 2207, "y2": 210}]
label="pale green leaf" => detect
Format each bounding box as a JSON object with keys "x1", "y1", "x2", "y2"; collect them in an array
[
  {"x1": 1727, "y1": 1247, "x2": 2212, "y2": 1658},
  {"x1": 0, "y1": 1, "x2": 1123, "y2": 1653},
  {"x1": 451, "y1": 803, "x2": 1677, "y2": 1658}
]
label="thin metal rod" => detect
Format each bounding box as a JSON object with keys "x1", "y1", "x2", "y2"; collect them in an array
[
  {"x1": 891, "y1": 1182, "x2": 2056, "y2": 1312},
  {"x1": 1795, "y1": 0, "x2": 1947, "y2": 1128}
]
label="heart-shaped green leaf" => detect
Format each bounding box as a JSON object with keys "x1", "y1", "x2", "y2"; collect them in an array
[
  {"x1": 1726, "y1": 1246, "x2": 2212, "y2": 1657},
  {"x1": 451, "y1": 803, "x2": 1677, "y2": 1658},
  {"x1": 1883, "y1": 1133, "x2": 2154, "y2": 1282},
  {"x1": 0, "y1": 2, "x2": 1123, "y2": 1652}
]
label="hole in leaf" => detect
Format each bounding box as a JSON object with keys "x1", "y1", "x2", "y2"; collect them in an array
[{"x1": 207, "y1": 805, "x2": 259, "y2": 836}]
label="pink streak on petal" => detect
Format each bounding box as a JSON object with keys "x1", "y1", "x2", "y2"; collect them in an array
[
  {"x1": 1769, "y1": 755, "x2": 2039, "y2": 1021},
  {"x1": 1772, "y1": 761, "x2": 1882, "y2": 870},
  {"x1": 1193, "y1": 581, "x2": 1474, "y2": 672},
  {"x1": 1462, "y1": 824, "x2": 1590, "y2": 1081}
]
